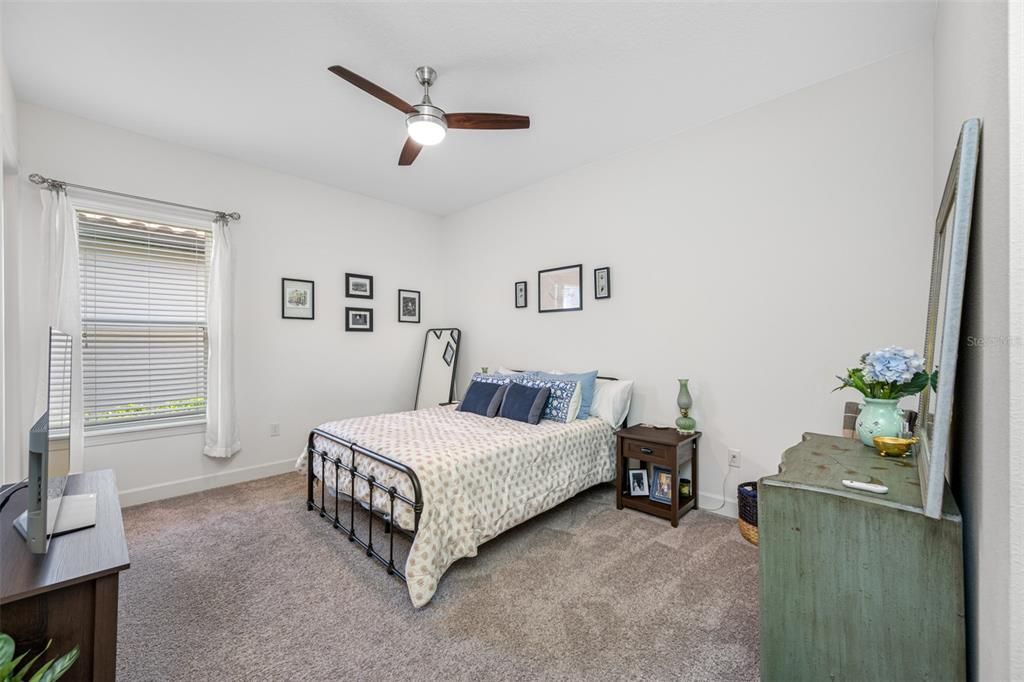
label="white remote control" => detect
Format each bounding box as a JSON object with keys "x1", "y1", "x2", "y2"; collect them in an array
[{"x1": 842, "y1": 479, "x2": 888, "y2": 494}]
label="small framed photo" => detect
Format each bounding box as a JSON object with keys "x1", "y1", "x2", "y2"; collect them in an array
[
  {"x1": 628, "y1": 468, "x2": 649, "y2": 496},
  {"x1": 515, "y1": 281, "x2": 527, "y2": 308},
  {"x1": 281, "y1": 278, "x2": 314, "y2": 320},
  {"x1": 345, "y1": 307, "x2": 373, "y2": 332},
  {"x1": 594, "y1": 267, "x2": 611, "y2": 299},
  {"x1": 443, "y1": 341, "x2": 455, "y2": 366},
  {"x1": 650, "y1": 466, "x2": 673, "y2": 504},
  {"x1": 346, "y1": 273, "x2": 374, "y2": 299},
  {"x1": 398, "y1": 289, "x2": 421, "y2": 323}
]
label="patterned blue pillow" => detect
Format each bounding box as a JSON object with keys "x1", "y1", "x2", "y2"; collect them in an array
[
  {"x1": 471, "y1": 372, "x2": 512, "y2": 386},
  {"x1": 512, "y1": 375, "x2": 579, "y2": 423}
]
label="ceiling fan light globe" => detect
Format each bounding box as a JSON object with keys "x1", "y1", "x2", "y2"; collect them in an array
[{"x1": 406, "y1": 114, "x2": 447, "y2": 146}]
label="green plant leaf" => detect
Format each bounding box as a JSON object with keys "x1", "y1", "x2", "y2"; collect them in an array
[
  {"x1": 10, "y1": 638, "x2": 50, "y2": 679},
  {"x1": 0, "y1": 652, "x2": 28, "y2": 680},
  {"x1": 930, "y1": 370, "x2": 939, "y2": 391},
  {"x1": 38, "y1": 647, "x2": 78, "y2": 682},
  {"x1": 26, "y1": 658, "x2": 54, "y2": 682},
  {"x1": 896, "y1": 371, "x2": 931, "y2": 398},
  {"x1": 0, "y1": 634, "x2": 14, "y2": 667}
]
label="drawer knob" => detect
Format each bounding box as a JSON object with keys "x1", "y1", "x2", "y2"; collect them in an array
[{"x1": 640, "y1": 447, "x2": 654, "y2": 455}]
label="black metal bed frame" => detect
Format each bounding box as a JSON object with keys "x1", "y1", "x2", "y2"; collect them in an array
[
  {"x1": 306, "y1": 428, "x2": 423, "y2": 581},
  {"x1": 305, "y1": 373, "x2": 620, "y2": 585}
]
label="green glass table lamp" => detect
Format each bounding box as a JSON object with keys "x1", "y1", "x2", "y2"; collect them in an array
[{"x1": 676, "y1": 379, "x2": 697, "y2": 434}]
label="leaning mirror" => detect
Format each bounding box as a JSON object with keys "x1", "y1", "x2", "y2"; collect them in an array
[
  {"x1": 414, "y1": 328, "x2": 461, "y2": 409},
  {"x1": 916, "y1": 118, "x2": 979, "y2": 519},
  {"x1": 538, "y1": 264, "x2": 583, "y2": 313}
]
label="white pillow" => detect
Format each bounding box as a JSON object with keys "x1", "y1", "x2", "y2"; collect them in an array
[
  {"x1": 590, "y1": 379, "x2": 633, "y2": 428},
  {"x1": 495, "y1": 366, "x2": 523, "y2": 375},
  {"x1": 565, "y1": 381, "x2": 582, "y2": 421}
]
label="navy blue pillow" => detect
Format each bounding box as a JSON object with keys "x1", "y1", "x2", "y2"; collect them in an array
[
  {"x1": 458, "y1": 380, "x2": 508, "y2": 417},
  {"x1": 499, "y1": 383, "x2": 551, "y2": 425}
]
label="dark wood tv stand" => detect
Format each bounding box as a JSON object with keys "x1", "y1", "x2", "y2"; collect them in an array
[{"x1": 1, "y1": 469, "x2": 130, "y2": 681}]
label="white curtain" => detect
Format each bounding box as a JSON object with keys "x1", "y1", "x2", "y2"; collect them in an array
[
  {"x1": 204, "y1": 215, "x2": 240, "y2": 458},
  {"x1": 38, "y1": 187, "x2": 84, "y2": 472}
]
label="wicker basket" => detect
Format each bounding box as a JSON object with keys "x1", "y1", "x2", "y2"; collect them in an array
[{"x1": 737, "y1": 481, "x2": 759, "y2": 546}]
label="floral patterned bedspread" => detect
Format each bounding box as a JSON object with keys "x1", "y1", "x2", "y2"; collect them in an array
[{"x1": 297, "y1": 406, "x2": 615, "y2": 607}]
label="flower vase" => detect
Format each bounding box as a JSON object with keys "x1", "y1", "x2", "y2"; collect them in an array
[
  {"x1": 855, "y1": 398, "x2": 903, "y2": 446},
  {"x1": 675, "y1": 379, "x2": 696, "y2": 434}
]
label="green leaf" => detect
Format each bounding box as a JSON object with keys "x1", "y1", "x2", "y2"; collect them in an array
[
  {"x1": 930, "y1": 370, "x2": 939, "y2": 391},
  {"x1": 11, "y1": 638, "x2": 50, "y2": 675},
  {"x1": 894, "y1": 371, "x2": 930, "y2": 398},
  {"x1": 38, "y1": 648, "x2": 78, "y2": 682},
  {"x1": 0, "y1": 652, "x2": 28, "y2": 680},
  {"x1": 0, "y1": 634, "x2": 15, "y2": 667},
  {"x1": 27, "y1": 658, "x2": 54, "y2": 682}
]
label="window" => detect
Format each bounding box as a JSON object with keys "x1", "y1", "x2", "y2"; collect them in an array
[{"x1": 78, "y1": 210, "x2": 210, "y2": 430}]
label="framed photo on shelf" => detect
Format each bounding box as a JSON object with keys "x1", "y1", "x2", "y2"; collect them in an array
[
  {"x1": 649, "y1": 466, "x2": 673, "y2": 504},
  {"x1": 281, "y1": 278, "x2": 314, "y2": 320},
  {"x1": 594, "y1": 267, "x2": 611, "y2": 299},
  {"x1": 398, "y1": 289, "x2": 421, "y2": 323},
  {"x1": 345, "y1": 273, "x2": 374, "y2": 299},
  {"x1": 345, "y1": 307, "x2": 373, "y2": 332},
  {"x1": 628, "y1": 468, "x2": 649, "y2": 496},
  {"x1": 515, "y1": 281, "x2": 527, "y2": 308}
]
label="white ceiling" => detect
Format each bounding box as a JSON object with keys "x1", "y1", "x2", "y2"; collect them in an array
[{"x1": 5, "y1": 2, "x2": 935, "y2": 216}]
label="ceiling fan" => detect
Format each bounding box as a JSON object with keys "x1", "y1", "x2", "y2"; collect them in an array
[{"x1": 327, "y1": 65, "x2": 530, "y2": 166}]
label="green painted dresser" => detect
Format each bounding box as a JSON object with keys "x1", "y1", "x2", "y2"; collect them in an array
[{"x1": 759, "y1": 433, "x2": 965, "y2": 681}]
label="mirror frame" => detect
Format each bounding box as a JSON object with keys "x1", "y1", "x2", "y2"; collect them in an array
[
  {"x1": 537, "y1": 264, "x2": 583, "y2": 313},
  {"x1": 916, "y1": 118, "x2": 980, "y2": 519},
  {"x1": 414, "y1": 328, "x2": 461, "y2": 409}
]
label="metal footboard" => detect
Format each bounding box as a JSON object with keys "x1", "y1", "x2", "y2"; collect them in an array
[{"x1": 306, "y1": 428, "x2": 424, "y2": 581}]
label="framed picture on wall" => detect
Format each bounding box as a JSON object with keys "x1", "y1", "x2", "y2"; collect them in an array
[
  {"x1": 594, "y1": 267, "x2": 611, "y2": 299},
  {"x1": 345, "y1": 307, "x2": 373, "y2": 332},
  {"x1": 538, "y1": 264, "x2": 583, "y2": 313},
  {"x1": 346, "y1": 273, "x2": 374, "y2": 299},
  {"x1": 281, "y1": 278, "x2": 314, "y2": 320},
  {"x1": 398, "y1": 289, "x2": 421, "y2": 323},
  {"x1": 515, "y1": 281, "x2": 527, "y2": 308}
]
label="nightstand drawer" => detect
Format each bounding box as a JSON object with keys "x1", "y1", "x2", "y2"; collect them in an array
[{"x1": 622, "y1": 438, "x2": 674, "y2": 464}]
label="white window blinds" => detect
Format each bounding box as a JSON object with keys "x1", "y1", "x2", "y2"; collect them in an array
[{"x1": 78, "y1": 211, "x2": 210, "y2": 429}]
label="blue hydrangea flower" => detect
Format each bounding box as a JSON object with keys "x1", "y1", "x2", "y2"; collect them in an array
[{"x1": 862, "y1": 346, "x2": 925, "y2": 385}]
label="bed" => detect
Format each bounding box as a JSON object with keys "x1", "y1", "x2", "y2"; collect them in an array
[{"x1": 300, "y1": 404, "x2": 617, "y2": 607}]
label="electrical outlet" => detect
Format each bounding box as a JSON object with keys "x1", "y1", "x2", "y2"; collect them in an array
[
  {"x1": 269, "y1": 423, "x2": 280, "y2": 437},
  {"x1": 728, "y1": 448, "x2": 741, "y2": 468}
]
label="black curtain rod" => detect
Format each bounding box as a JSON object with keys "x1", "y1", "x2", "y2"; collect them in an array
[{"x1": 28, "y1": 173, "x2": 241, "y2": 222}]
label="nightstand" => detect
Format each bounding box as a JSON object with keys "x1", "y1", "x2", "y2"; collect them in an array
[{"x1": 615, "y1": 426, "x2": 701, "y2": 527}]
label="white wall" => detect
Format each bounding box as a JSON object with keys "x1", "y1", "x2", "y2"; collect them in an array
[
  {"x1": 440, "y1": 46, "x2": 935, "y2": 513},
  {"x1": 0, "y1": 1, "x2": 20, "y2": 485},
  {"x1": 14, "y1": 103, "x2": 446, "y2": 504},
  {"x1": 934, "y1": 1, "x2": 1013, "y2": 679}
]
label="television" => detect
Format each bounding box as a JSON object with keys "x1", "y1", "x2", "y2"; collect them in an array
[{"x1": 13, "y1": 327, "x2": 94, "y2": 553}]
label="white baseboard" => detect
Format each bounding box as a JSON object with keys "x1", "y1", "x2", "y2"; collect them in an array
[
  {"x1": 698, "y1": 491, "x2": 738, "y2": 518},
  {"x1": 118, "y1": 458, "x2": 298, "y2": 507}
]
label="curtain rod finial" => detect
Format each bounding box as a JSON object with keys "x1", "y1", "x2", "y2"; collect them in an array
[{"x1": 29, "y1": 173, "x2": 47, "y2": 185}]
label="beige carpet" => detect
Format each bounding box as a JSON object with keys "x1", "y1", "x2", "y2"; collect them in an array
[{"x1": 118, "y1": 473, "x2": 759, "y2": 680}]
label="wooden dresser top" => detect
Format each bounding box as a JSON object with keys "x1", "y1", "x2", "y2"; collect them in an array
[
  {"x1": 1, "y1": 469, "x2": 130, "y2": 604},
  {"x1": 763, "y1": 433, "x2": 960, "y2": 520}
]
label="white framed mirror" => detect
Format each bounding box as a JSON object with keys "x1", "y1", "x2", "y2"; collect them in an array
[{"x1": 916, "y1": 118, "x2": 980, "y2": 519}]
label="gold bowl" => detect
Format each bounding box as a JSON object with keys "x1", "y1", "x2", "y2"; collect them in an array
[{"x1": 873, "y1": 436, "x2": 918, "y2": 457}]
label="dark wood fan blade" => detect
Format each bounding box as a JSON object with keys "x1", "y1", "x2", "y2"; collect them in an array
[
  {"x1": 328, "y1": 65, "x2": 416, "y2": 114},
  {"x1": 398, "y1": 138, "x2": 423, "y2": 166},
  {"x1": 446, "y1": 113, "x2": 530, "y2": 130}
]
